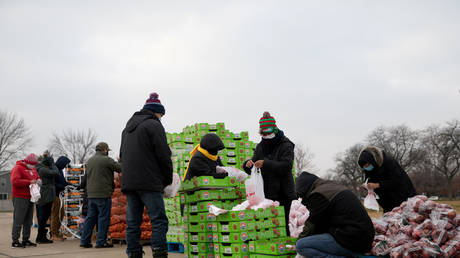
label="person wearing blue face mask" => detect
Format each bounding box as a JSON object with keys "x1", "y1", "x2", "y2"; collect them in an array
[{"x1": 357, "y1": 146, "x2": 416, "y2": 213}]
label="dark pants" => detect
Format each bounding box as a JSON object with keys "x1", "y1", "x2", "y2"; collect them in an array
[
  {"x1": 80, "y1": 198, "x2": 112, "y2": 246},
  {"x1": 296, "y1": 233, "x2": 355, "y2": 258},
  {"x1": 36, "y1": 201, "x2": 53, "y2": 237},
  {"x1": 125, "y1": 191, "x2": 168, "y2": 256},
  {"x1": 12, "y1": 197, "x2": 34, "y2": 242}
]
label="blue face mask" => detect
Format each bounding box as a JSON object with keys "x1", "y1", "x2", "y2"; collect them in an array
[{"x1": 364, "y1": 164, "x2": 374, "y2": 171}]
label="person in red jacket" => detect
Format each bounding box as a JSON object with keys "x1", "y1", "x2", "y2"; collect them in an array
[{"x1": 10, "y1": 153, "x2": 40, "y2": 248}]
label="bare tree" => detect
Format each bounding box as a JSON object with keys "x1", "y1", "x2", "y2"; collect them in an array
[
  {"x1": 48, "y1": 129, "x2": 98, "y2": 164},
  {"x1": 328, "y1": 143, "x2": 365, "y2": 196},
  {"x1": 294, "y1": 143, "x2": 317, "y2": 176},
  {"x1": 421, "y1": 121, "x2": 460, "y2": 199},
  {"x1": 366, "y1": 125, "x2": 424, "y2": 173},
  {"x1": 0, "y1": 110, "x2": 32, "y2": 170}
]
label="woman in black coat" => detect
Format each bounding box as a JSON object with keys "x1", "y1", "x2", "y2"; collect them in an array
[
  {"x1": 357, "y1": 146, "x2": 417, "y2": 213},
  {"x1": 243, "y1": 112, "x2": 296, "y2": 235},
  {"x1": 184, "y1": 133, "x2": 227, "y2": 181}
]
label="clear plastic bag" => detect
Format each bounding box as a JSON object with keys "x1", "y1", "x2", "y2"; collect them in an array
[
  {"x1": 245, "y1": 167, "x2": 264, "y2": 206},
  {"x1": 164, "y1": 173, "x2": 181, "y2": 198},
  {"x1": 216, "y1": 166, "x2": 248, "y2": 182},
  {"x1": 29, "y1": 183, "x2": 41, "y2": 203},
  {"x1": 364, "y1": 179, "x2": 380, "y2": 211}
]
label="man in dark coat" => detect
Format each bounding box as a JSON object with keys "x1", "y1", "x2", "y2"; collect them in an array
[
  {"x1": 35, "y1": 151, "x2": 59, "y2": 244},
  {"x1": 120, "y1": 92, "x2": 173, "y2": 258},
  {"x1": 243, "y1": 112, "x2": 296, "y2": 235},
  {"x1": 184, "y1": 133, "x2": 227, "y2": 181},
  {"x1": 50, "y1": 156, "x2": 71, "y2": 241},
  {"x1": 357, "y1": 146, "x2": 417, "y2": 213},
  {"x1": 295, "y1": 172, "x2": 375, "y2": 257}
]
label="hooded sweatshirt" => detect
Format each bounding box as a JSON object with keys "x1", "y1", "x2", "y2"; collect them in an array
[
  {"x1": 120, "y1": 108, "x2": 173, "y2": 192},
  {"x1": 10, "y1": 161, "x2": 40, "y2": 199}
]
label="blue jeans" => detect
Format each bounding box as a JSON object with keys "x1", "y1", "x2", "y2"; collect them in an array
[
  {"x1": 80, "y1": 198, "x2": 112, "y2": 246},
  {"x1": 296, "y1": 233, "x2": 355, "y2": 258},
  {"x1": 125, "y1": 191, "x2": 168, "y2": 255}
]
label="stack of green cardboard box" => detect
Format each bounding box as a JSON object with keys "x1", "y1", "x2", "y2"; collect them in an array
[
  {"x1": 164, "y1": 123, "x2": 257, "y2": 246},
  {"x1": 180, "y1": 176, "x2": 297, "y2": 258}
]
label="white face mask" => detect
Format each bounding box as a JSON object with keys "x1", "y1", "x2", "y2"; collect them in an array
[
  {"x1": 26, "y1": 164, "x2": 35, "y2": 169},
  {"x1": 262, "y1": 133, "x2": 276, "y2": 139}
]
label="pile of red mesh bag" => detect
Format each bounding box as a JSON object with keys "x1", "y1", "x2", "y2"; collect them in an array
[{"x1": 371, "y1": 195, "x2": 460, "y2": 257}]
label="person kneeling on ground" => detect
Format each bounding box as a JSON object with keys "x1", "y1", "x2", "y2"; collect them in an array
[
  {"x1": 295, "y1": 172, "x2": 375, "y2": 258},
  {"x1": 184, "y1": 133, "x2": 227, "y2": 181}
]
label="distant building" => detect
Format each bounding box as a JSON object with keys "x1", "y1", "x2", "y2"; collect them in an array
[{"x1": 0, "y1": 170, "x2": 13, "y2": 211}]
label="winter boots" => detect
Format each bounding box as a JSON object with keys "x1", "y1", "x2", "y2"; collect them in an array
[{"x1": 36, "y1": 228, "x2": 53, "y2": 244}]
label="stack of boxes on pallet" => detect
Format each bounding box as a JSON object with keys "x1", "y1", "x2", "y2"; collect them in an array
[
  {"x1": 63, "y1": 165, "x2": 85, "y2": 236},
  {"x1": 180, "y1": 176, "x2": 297, "y2": 258}
]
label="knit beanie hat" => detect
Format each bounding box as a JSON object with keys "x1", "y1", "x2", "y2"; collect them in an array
[
  {"x1": 259, "y1": 111, "x2": 278, "y2": 134},
  {"x1": 24, "y1": 153, "x2": 39, "y2": 165},
  {"x1": 143, "y1": 92, "x2": 165, "y2": 115}
]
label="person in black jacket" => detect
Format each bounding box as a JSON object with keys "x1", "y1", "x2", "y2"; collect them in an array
[
  {"x1": 50, "y1": 156, "x2": 71, "y2": 241},
  {"x1": 295, "y1": 172, "x2": 375, "y2": 257},
  {"x1": 120, "y1": 93, "x2": 173, "y2": 258},
  {"x1": 184, "y1": 133, "x2": 227, "y2": 181},
  {"x1": 243, "y1": 111, "x2": 296, "y2": 235},
  {"x1": 357, "y1": 146, "x2": 416, "y2": 213}
]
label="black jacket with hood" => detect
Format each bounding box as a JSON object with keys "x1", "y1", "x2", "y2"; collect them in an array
[
  {"x1": 120, "y1": 109, "x2": 173, "y2": 193},
  {"x1": 184, "y1": 133, "x2": 226, "y2": 181},
  {"x1": 358, "y1": 146, "x2": 416, "y2": 212},
  {"x1": 243, "y1": 130, "x2": 296, "y2": 202},
  {"x1": 55, "y1": 156, "x2": 71, "y2": 196},
  {"x1": 295, "y1": 172, "x2": 375, "y2": 254}
]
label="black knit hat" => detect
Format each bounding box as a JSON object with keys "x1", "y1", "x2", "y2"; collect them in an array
[
  {"x1": 200, "y1": 133, "x2": 225, "y2": 155},
  {"x1": 358, "y1": 151, "x2": 376, "y2": 168},
  {"x1": 295, "y1": 172, "x2": 319, "y2": 198}
]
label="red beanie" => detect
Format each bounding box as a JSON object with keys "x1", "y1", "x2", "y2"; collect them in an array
[
  {"x1": 24, "y1": 153, "x2": 38, "y2": 165},
  {"x1": 259, "y1": 111, "x2": 278, "y2": 134}
]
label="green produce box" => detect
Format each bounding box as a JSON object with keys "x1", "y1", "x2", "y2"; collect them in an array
[
  {"x1": 261, "y1": 217, "x2": 286, "y2": 229},
  {"x1": 249, "y1": 255, "x2": 295, "y2": 258},
  {"x1": 221, "y1": 132, "x2": 234, "y2": 140},
  {"x1": 253, "y1": 206, "x2": 285, "y2": 220},
  {"x1": 226, "y1": 150, "x2": 237, "y2": 157},
  {"x1": 209, "y1": 124, "x2": 218, "y2": 131},
  {"x1": 190, "y1": 242, "x2": 215, "y2": 253},
  {"x1": 181, "y1": 176, "x2": 240, "y2": 192},
  {"x1": 170, "y1": 141, "x2": 187, "y2": 149},
  {"x1": 185, "y1": 200, "x2": 242, "y2": 213},
  {"x1": 224, "y1": 140, "x2": 237, "y2": 149},
  {"x1": 227, "y1": 157, "x2": 237, "y2": 164},
  {"x1": 240, "y1": 131, "x2": 249, "y2": 140},
  {"x1": 213, "y1": 231, "x2": 257, "y2": 243},
  {"x1": 215, "y1": 254, "x2": 249, "y2": 258},
  {"x1": 219, "y1": 149, "x2": 228, "y2": 156},
  {"x1": 216, "y1": 210, "x2": 255, "y2": 222},
  {"x1": 262, "y1": 227, "x2": 287, "y2": 239},
  {"x1": 181, "y1": 188, "x2": 242, "y2": 203},
  {"x1": 195, "y1": 123, "x2": 210, "y2": 131},
  {"x1": 217, "y1": 221, "x2": 256, "y2": 232},
  {"x1": 249, "y1": 237, "x2": 297, "y2": 255},
  {"x1": 188, "y1": 232, "x2": 213, "y2": 243},
  {"x1": 214, "y1": 242, "x2": 250, "y2": 254},
  {"x1": 183, "y1": 212, "x2": 217, "y2": 223},
  {"x1": 185, "y1": 222, "x2": 214, "y2": 233},
  {"x1": 187, "y1": 252, "x2": 216, "y2": 258}
]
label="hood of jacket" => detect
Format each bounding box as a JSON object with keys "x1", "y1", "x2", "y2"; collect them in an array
[
  {"x1": 55, "y1": 156, "x2": 71, "y2": 170},
  {"x1": 357, "y1": 146, "x2": 384, "y2": 168},
  {"x1": 200, "y1": 133, "x2": 225, "y2": 155},
  {"x1": 125, "y1": 109, "x2": 159, "y2": 133},
  {"x1": 295, "y1": 171, "x2": 319, "y2": 199}
]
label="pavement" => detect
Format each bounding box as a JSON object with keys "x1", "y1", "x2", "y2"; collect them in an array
[{"x1": 0, "y1": 212, "x2": 184, "y2": 258}]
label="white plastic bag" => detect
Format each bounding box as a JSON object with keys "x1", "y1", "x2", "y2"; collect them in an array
[
  {"x1": 164, "y1": 173, "x2": 181, "y2": 198},
  {"x1": 363, "y1": 179, "x2": 380, "y2": 211},
  {"x1": 245, "y1": 167, "x2": 265, "y2": 206},
  {"x1": 216, "y1": 166, "x2": 248, "y2": 182},
  {"x1": 29, "y1": 183, "x2": 41, "y2": 203}
]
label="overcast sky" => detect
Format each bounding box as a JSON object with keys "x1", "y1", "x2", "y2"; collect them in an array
[{"x1": 1, "y1": 1, "x2": 459, "y2": 175}]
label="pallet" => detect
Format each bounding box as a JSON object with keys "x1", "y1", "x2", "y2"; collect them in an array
[{"x1": 167, "y1": 242, "x2": 184, "y2": 253}]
